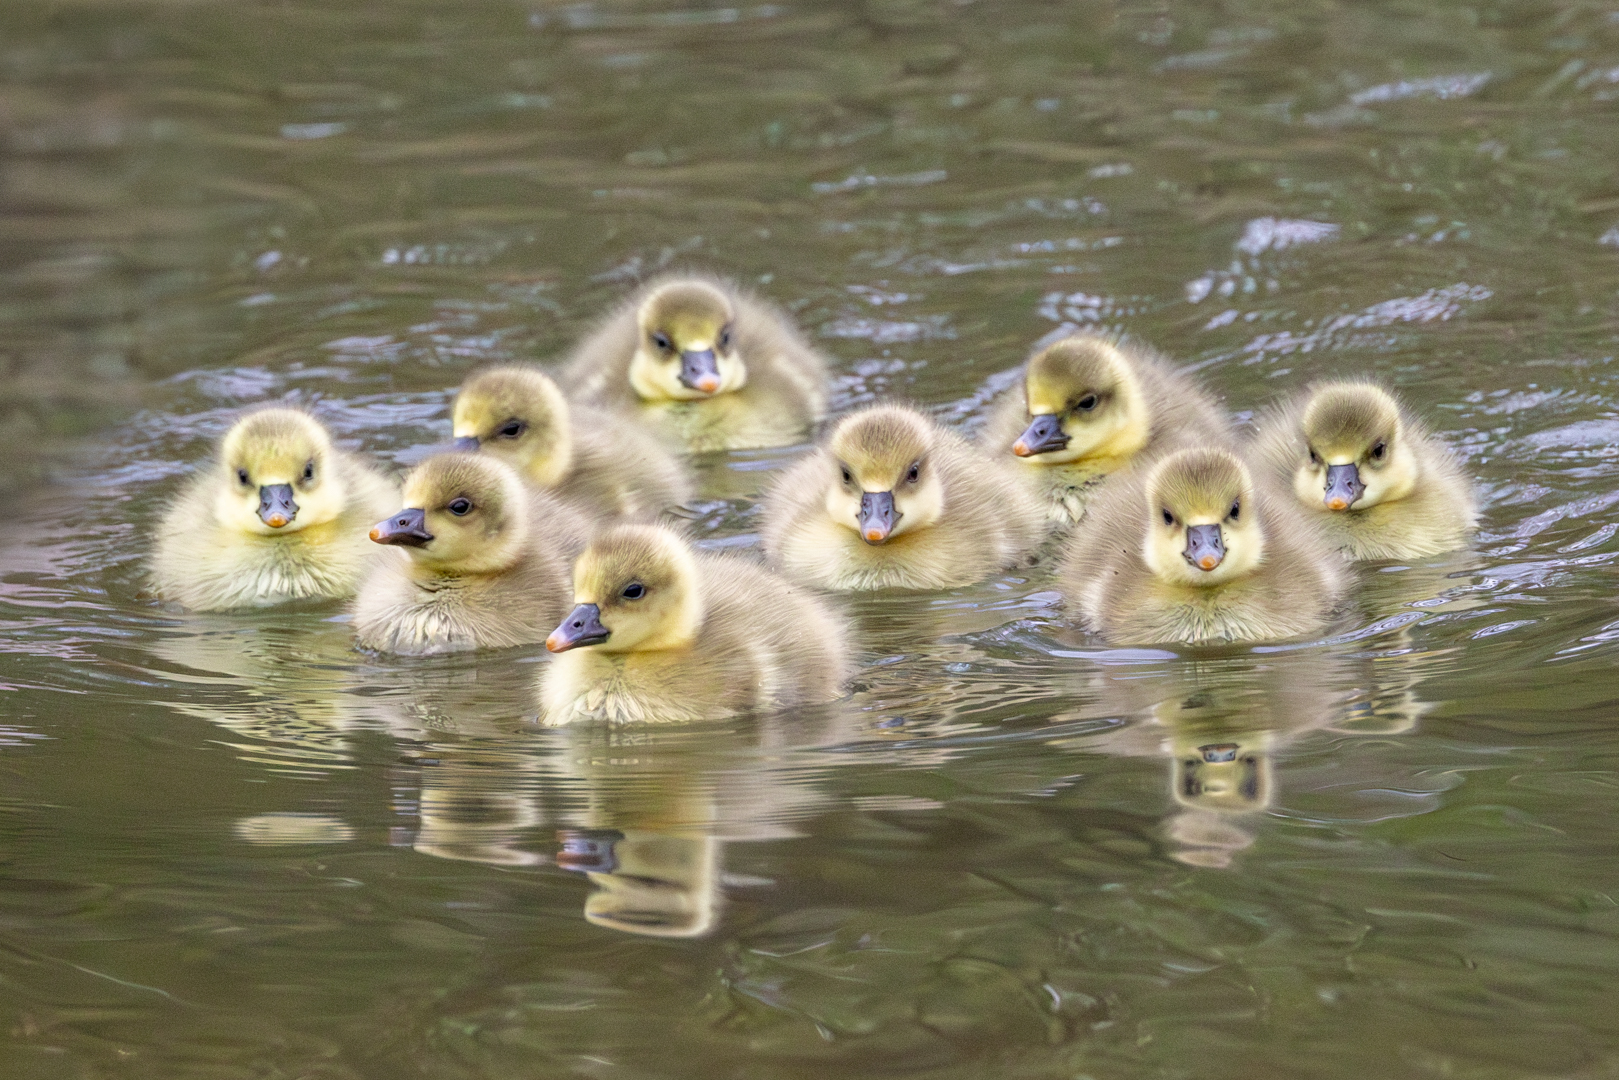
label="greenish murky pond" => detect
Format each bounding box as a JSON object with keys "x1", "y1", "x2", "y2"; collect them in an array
[{"x1": 5, "y1": 0, "x2": 1619, "y2": 1076}]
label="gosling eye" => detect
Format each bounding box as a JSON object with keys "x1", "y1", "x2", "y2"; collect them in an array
[
  {"x1": 447, "y1": 498, "x2": 472, "y2": 516},
  {"x1": 1308, "y1": 447, "x2": 1323, "y2": 466},
  {"x1": 840, "y1": 465, "x2": 853, "y2": 486},
  {"x1": 302, "y1": 460, "x2": 315, "y2": 483},
  {"x1": 1370, "y1": 440, "x2": 1388, "y2": 462},
  {"x1": 1162, "y1": 508, "x2": 1175, "y2": 526},
  {"x1": 237, "y1": 468, "x2": 251, "y2": 486},
  {"x1": 717, "y1": 324, "x2": 733, "y2": 351},
  {"x1": 906, "y1": 461, "x2": 921, "y2": 484},
  {"x1": 1228, "y1": 499, "x2": 1240, "y2": 521},
  {"x1": 621, "y1": 581, "x2": 646, "y2": 600},
  {"x1": 497, "y1": 419, "x2": 527, "y2": 439},
  {"x1": 1076, "y1": 393, "x2": 1099, "y2": 412},
  {"x1": 651, "y1": 331, "x2": 674, "y2": 354}
]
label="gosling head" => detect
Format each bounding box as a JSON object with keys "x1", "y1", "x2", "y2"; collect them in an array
[
  {"x1": 1011, "y1": 335, "x2": 1149, "y2": 466},
  {"x1": 1172, "y1": 738, "x2": 1273, "y2": 814},
  {"x1": 214, "y1": 408, "x2": 348, "y2": 536},
  {"x1": 822, "y1": 406, "x2": 945, "y2": 546},
  {"x1": 1142, "y1": 448, "x2": 1265, "y2": 587},
  {"x1": 1292, "y1": 382, "x2": 1416, "y2": 514},
  {"x1": 369, "y1": 453, "x2": 529, "y2": 575},
  {"x1": 628, "y1": 280, "x2": 746, "y2": 402},
  {"x1": 546, "y1": 524, "x2": 702, "y2": 654},
  {"x1": 451, "y1": 366, "x2": 574, "y2": 487}
]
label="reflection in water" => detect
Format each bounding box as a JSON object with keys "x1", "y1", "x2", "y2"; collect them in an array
[
  {"x1": 558, "y1": 829, "x2": 721, "y2": 939},
  {"x1": 1054, "y1": 644, "x2": 1434, "y2": 867}
]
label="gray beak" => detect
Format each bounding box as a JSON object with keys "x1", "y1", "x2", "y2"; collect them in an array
[
  {"x1": 547, "y1": 603, "x2": 610, "y2": 652},
  {"x1": 369, "y1": 507, "x2": 434, "y2": 547},
  {"x1": 1013, "y1": 413, "x2": 1070, "y2": 457},
  {"x1": 257, "y1": 484, "x2": 299, "y2": 529},
  {"x1": 555, "y1": 829, "x2": 624, "y2": 874},
  {"x1": 679, "y1": 349, "x2": 722, "y2": 394},
  {"x1": 452, "y1": 436, "x2": 480, "y2": 452},
  {"x1": 1183, "y1": 523, "x2": 1225, "y2": 572},
  {"x1": 858, "y1": 490, "x2": 899, "y2": 544},
  {"x1": 1324, "y1": 463, "x2": 1365, "y2": 511}
]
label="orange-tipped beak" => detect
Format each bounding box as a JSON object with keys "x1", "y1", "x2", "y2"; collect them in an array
[
  {"x1": 1012, "y1": 439, "x2": 1032, "y2": 457},
  {"x1": 694, "y1": 375, "x2": 720, "y2": 393},
  {"x1": 1198, "y1": 554, "x2": 1220, "y2": 571},
  {"x1": 857, "y1": 490, "x2": 898, "y2": 546},
  {"x1": 265, "y1": 513, "x2": 290, "y2": 529},
  {"x1": 1326, "y1": 497, "x2": 1349, "y2": 511}
]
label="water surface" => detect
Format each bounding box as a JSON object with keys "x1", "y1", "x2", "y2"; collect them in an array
[{"x1": 4, "y1": 1, "x2": 1619, "y2": 1076}]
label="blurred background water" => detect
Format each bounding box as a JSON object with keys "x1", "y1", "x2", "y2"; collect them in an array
[{"x1": 4, "y1": 0, "x2": 1619, "y2": 1076}]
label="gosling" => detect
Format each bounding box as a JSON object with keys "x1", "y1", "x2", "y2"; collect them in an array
[
  {"x1": 980, "y1": 332, "x2": 1230, "y2": 523},
  {"x1": 451, "y1": 365, "x2": 692, "y2": 519},
  {"x1": 1061, "y1": 447, "x2": 1347, "y2": 645},
  {"x1": 150, "y1": 407, "x2": 396, "y2": 611},
  {"x1": 760, "y1": 404, "x2": 1046, "y2": 591},
  {"x1": 538, "y1": 524, "x2": 848, "y2": 725},
  {"x1": 352, "y1": 453, "x2": 590, "y2": 655},
  {"x1": 559, "y1": 275, "x2": 828, "y2": 452},
  {"x1": 1251, "y1": 381, "x2": 1477, "y2": 560}
]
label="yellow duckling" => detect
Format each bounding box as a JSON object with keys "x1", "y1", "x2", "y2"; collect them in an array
[
  {"x1": 538, "y1": 524, "x2": 848, "y2": 725},
  {"x1": 760, "y1": 404, "x2": 1046, "y2": 591},
  {"x1": 351, "y1": 453, "x2": 590, "y2": 655},
  {"x1": 560, "y1": 275, "x2": 829, "y2": 452},
  {"x1": 450, "y1": 365, "x2": 693, "y2": 518},
  {"x1": 150, "y1": 407, "x2": 397, "y2": 611},
  {"x1": 1060, "y1": 447, "x2": 1347, "y2": 644},
  {"x1": 980, "y1": 333, "x2": 1230, "y2": 523},
  {"x1": 1252, "y1": 380, "x2": 1477, "y2": 560}
]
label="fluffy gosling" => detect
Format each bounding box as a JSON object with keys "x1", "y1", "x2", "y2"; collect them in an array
[
  {"x1": 451, "y1": 365, "x2": 692, "y2": 518},
  {"x1": 760, "y1": 404, "x2": 1046, "y2": 591},
  {"x1": 1061, "y1": 447, "x2": 1347, "y2": 645},
  {"x1": 538, "y1": 524, "x2": 848, "y2": 725},
  {"x1": 980, "y1": 333, "x2": 1230, "y2": 523},
  {"x1": 352, "y1": 453, "x2": 590, "y2": 655},
  {"x1": 1251, "y1": 381, "x2": 1476, "y2": 560},
  {"x1": 150, "y1": 407, "x2": 396, "y2": 611},
  {"x1": 559, "y1": 275, "x2": 829, "y2": 451}
]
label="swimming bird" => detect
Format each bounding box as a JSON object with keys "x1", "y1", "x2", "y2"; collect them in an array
[
  {"x1": 559, "y1": 275, "x2": 829, "y2": 452},
  {"x1": 760, "y1": 403, "x2": 1047, "y2": 591},
  {"x1": 1060, "y1": 446, "x2": 1347, "y2": 645},
  {"x1": 1251, "y1": 380, "x2": 1476, "y2": 560},
  {"x1": 538, "y1": 524, "x2": 848, "y2": 725},
  {"x1": 150, "y1": 407, "x2": 397, "y2": 611},
  {"x1": 979, "y1": 332, "x2": 1230, "y2": 523},
  {"x1": 451, "y1": 365, "x2": 693, "y2": 518},
  {"x1": 352, "y1": 453, "x2": 590, "y2": 655}
]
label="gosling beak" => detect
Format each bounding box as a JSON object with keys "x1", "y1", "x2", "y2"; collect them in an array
[
  {"x1": 679, "y1": 348, "x2": 722, "y2": 394},
  {"x1": 369, "y1": 508, "x2": 434, "y2": 547},
  {"x1": 857, "y1": 490, "x2": 899, "y2": 545},
  {"x1": 257, "y1": 484, "x2": 299, "y2": 529},
  {"x1": 1183, "y1": 523, "x2": 1225, "y2": 572},
  {"x1": 1324, "y1": 463, "x2": 1365, "y2": 511},
  {"x1": 1012, "y1": 413, "x2": 1070, "y2": 457},
  {"x1": 554, "y1": 829, "x2": 624, "y2": 874},
  {"x1": 451, "y1": 436, "x2": 480, "y2": 452},
  {"x1": 547, "y1": 603, "x2": 609, "y2": 653}
]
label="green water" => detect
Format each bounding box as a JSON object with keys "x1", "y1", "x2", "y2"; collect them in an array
[{"x1": 4, "y1": 0, "x2": 1619, "y2": 1076}]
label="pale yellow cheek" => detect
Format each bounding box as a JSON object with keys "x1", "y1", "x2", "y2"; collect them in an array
[
  {"x1": 716, "y1": 354, "x2": 749, "y2": 393},
  {"x1": 628, "y1": 350, "x2": 685, "y2": 400},
  {"x1": 889, "y1": 482, "x2": 944, "y2": 536},
  {"x1": 1359, "y1": 456, "x2": 1417, "y2": 507},
  {"x1": 1293, "y1": 465, "x2": 1326, "y2": 508},
  {"x1": 823, "y1": 489, "x2": 862, "y2": 533}
]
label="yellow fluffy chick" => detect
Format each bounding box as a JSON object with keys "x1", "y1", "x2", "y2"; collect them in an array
[
  {"x1": 537, "y1": 524, "x2": 848, "y2": 725},
  {"x1": 760, "y1": 404, "x2": 1046, "y2": 591},
  {"x1": 451, "y1": 365, "x2": 693, "y2": 518},
  {"x1": 1061, "y1": 447, "x2": 1348, "y2": 645},
  {"x1": 1252, "y1": 381, "x2": 1477, "y2": 560},
  {"x1": 559, "y1": 275, "x2": 829, "y2": 451},
  {"x1": 150, "y1": 407, "x2": 397, "y2": 611},
  {"x1": 351, "y1": 453, "x2": 591, "y2": 655},
  {"x1": 980, "y1": 333, "x2": 1230, "y2": 522}
]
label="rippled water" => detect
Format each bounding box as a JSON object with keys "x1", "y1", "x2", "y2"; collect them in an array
[{"x1": 5, "y1": 0, "x2": 1619, "y2": 1076}]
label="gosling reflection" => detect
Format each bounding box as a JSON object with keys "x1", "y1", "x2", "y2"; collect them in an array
[
  {"x1": 413, "y1": 752, "x2": 543, "y2": 867},
  {"x1": 555, "y1": 828, "x2": 720, "y2": 939},
  {"x1": 1056, "y1": 646, "x2": 1434, "y2": 868}
]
